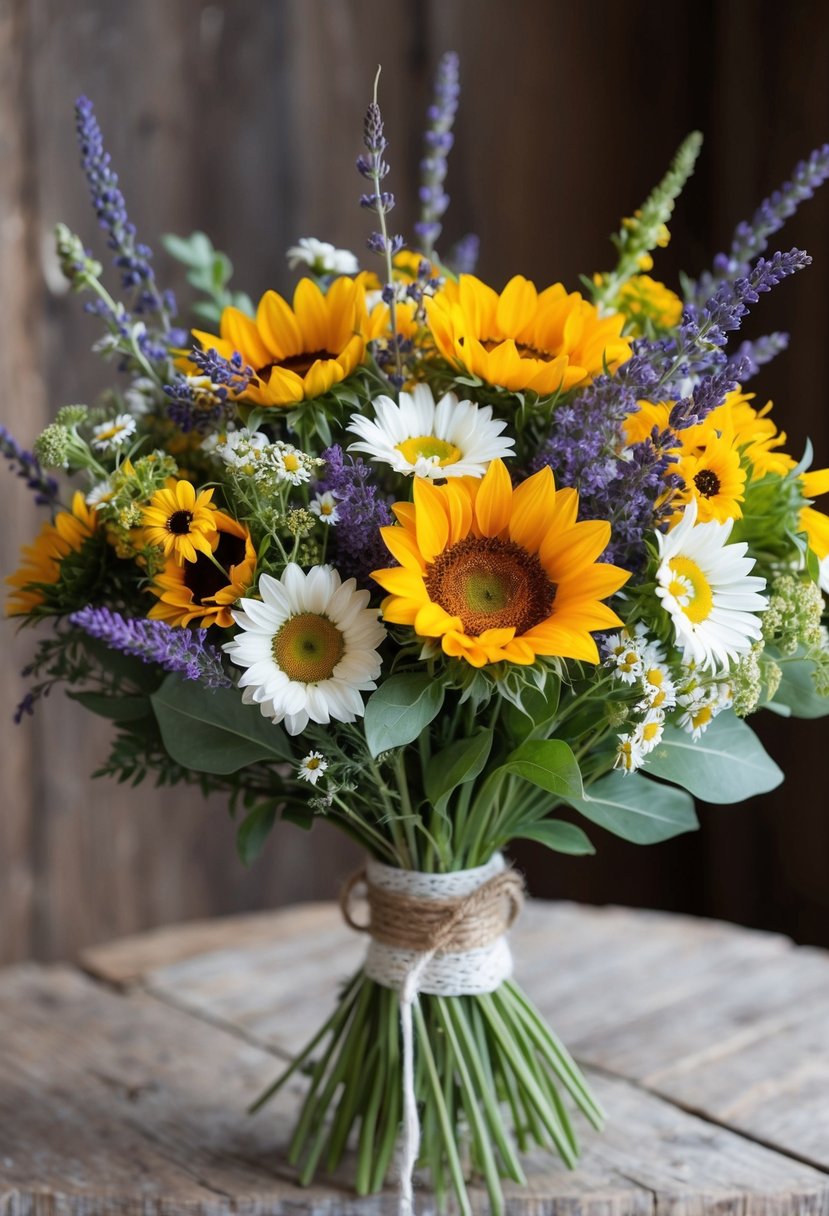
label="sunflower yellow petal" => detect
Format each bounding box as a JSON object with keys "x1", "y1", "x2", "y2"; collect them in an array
[
  {"x1": 474, "y1": 458, "x2": 512, "y2": 537},
  {"x1": 413, "y1": 477, "x2": 450, "y2": 562}
]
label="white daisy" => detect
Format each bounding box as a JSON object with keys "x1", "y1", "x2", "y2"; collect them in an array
[
  {"x1": 346, "y1": 383, "x2": 515, "y2": 480},
  {"x1": 286, "y1": 237, "x2": 359, "y2": 276},
  {"x1": 631, "y1": 708, "x2": 665, "y2": 755},
  {"x1": 205, "y1": 428, "x2": 270, "y2": 470},
  {"x1": 603, "y1": 630, "x2": 646, "y2": 684},
  {"x1": 298, "y1": 751, "x2": 329, "y2": 785},
  {"x1": 91, "y1": 414, "x2": 137, "y2": 451},
  {"x1": 640, "y1": 660, "x2": 677, "y2": 711},
  {"x1": 655, "y1": 499, "x2": 767, "y2": 670},
  {"x1": 309, "y1": 491, "x2": 340, "y2": 525},
  {"x1": 85, "y1": 479, "x2": 113, "y2": 507},
  {"x1": 224, "y1": 563, "x2": 386, "y2": 736},
  {"x1": 270, "y1": 443, "x2": 312, "y2": 486},
  {"x1": 614, "y1": 734, "x2": 645, "y2": 774}
]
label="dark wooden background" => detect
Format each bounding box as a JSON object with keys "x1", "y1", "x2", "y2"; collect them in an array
[{"x1": 1, "y1": 0, "x2": 828, "y2": 964}]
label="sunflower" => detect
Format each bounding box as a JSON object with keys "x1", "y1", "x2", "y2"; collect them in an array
[
  {"x1": 7, "y1": 492, "x2": 97, "y2": 616},
  {"x1": 142, "y1": 480, "x2": 219, "y2": 565},
  {"x1": 192, "y1": 276, "x2": 366, "y2": 407},
  {"x1": 674, "y1": 428, "x2": 747, "y2": 523},
  {"x1": 425, "y1": 274, "x2": 632, "y2": 397},
  {"x1": 148, "y1": 512, "x2": 256, "y2": 628},
  {"x1": 372, "y1": 459, "x2": 629, "y2": 667}
]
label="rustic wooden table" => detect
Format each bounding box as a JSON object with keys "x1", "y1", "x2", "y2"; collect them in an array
[{"x1": 1, "y1": 901, "x2": 828, "y2": 1215}]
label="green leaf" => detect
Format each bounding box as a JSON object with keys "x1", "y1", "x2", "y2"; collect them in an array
[
  {"x1": 772, "y1": 657, "x2": 829, "y2": 719},
  {"x1": 363, "y1": 674, "x2": 445, "y2": 758},
  {"x1": 237, "y1": 801, "x2": 278, "y2": 866},
  {"x1": 514, "y1": 819, "x2": 595, "y2": 855},
  {"x1": 425, "y1": 730, "x2": 493, "y2": 816},
  {"x1": 151, "y1": 675, "x2": 293, "y2": 774},
  {"x1": 161, "y1": 230, "x2": 213, "y2": 268},
  {"x1": 645, "y1": 712, "x2": 783, "y2": 802},
  {"x1": 502, "y1": 739, "x2": 583, "y2": 802},
  {"x1": 501, "y1": 680, "x2": 560, "y2": 738},
  {"x1": 68, "y1": 691, "x2": 150, "y2": 722},
  {"x1": 565, "y1": 772, "x2": 698, "y2": 844}
]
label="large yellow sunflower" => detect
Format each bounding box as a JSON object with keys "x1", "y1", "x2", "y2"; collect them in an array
[
  {"x1": 425, "y1": 274, "x2": 632, "y2": 397},
  {"x1": 193, "y1": 276, "x2": 366, "y2": 407},
  {"x1": 7, "y1": 493, "x2": 97, "y2": 616},
  {"x1": 142, "y1": 479, "x2": 219, "y2": 566},
  {"x1": 372, "y1": 459, "x2": 629, "y2": 667},
  {"x1": 147, "y1": 512, "x2": 256, "y2": 628}
]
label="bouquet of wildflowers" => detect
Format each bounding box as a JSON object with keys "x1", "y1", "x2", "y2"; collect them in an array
[{"x1": 5, "y1": 55, "x2": 829, "y2": 1216}]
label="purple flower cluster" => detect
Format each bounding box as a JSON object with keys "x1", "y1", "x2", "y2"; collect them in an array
[
  {"x1": 357, "y1": 99, "x2": 404, "y2": 260},
  {"x1": 690, "y1": 145, "x2": 829, "y2": 305},
  {"x1": 315, "y1": 446, "x2": 394, "y2": 590},
  {"x1": 70, "y1": 606, "x2": 231, "y2": 688},
  {"x1": 74, "y1": 96, "x2": 174, "y2": 323},
  {"x1": 415, "y1": 52, "x2": 460, "y2": 254},
  {"x1": 165, "y1": 348, "x2": 252, "y2": 433},
  {"x1": 727, "y1": 332, "x2": 789, "y2": 380},
  {"x1": 1, "y1": 424, "x2": 59, "y2": 506},
  {"x1": 446, "y1": 233, "x2": 480, "y2": 276}
]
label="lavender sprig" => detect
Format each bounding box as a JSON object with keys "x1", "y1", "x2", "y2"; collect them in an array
[
  {"x1": 70, "y1": 606, "x2": 231, "y2": 688},
  {"x1": 357, "y1": 71, "x2": 404, "y2": 386},
  {"x1": 74, "y1": 96, "x2": 174, "y2": 325},
  {"x1": 166, "y1": 347, "x2": 253, "y2": 433},
  {"x1": 445, "y1": 232, "x2": 480, "y2": 276},
  {"x1": 0, "y1": 424, "x2": 60, "y2": 506},
  {"x1": 690, "y1": 145, "x2": 829, "y2": 305},
  {"x1": 315, "y1": 446, "x2": 393, "y2": 589},
  {"x1": 726, "y1": 332, "x2": 789, "y2": 381},
  {"x1": 414, "y1": 51, "x2": 460, "y2": 257},
  {"x1": 668, "y1": 356, "x2": 751, "y2": 431}
]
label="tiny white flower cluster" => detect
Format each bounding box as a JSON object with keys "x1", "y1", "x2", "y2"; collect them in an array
[
  {"x1": 204, "y1": 428, "x2": 319, "y2": 487},
  {"x1": 286, "y1": 237, "x2": 359, "y2": 277},
  {"x1": 604, "y1": 626, "x2": 675, "y2": 774},
  {"x1": 674, "y1": 668, "x2": 733, "y2": 741}
]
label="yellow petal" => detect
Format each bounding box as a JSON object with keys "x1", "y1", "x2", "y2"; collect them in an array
[
  {"x1": 445, "y1": 479, "x2": 474, "y2": 545},
  {"x1": 256, "y1": 290, "x2": 302, "y2": 357},
  {"x1": 415, "y1": 600, "x2": 459, "y2": 637},
  {"x1": 509, "y1": 466, "x2": 556, "y2": 553},
  {"x1": 292, "y1": 278, "x2": 329, "y2": 351},
  {"x1": 413, "y1": 478, "x2": 450, "y2": 562},
  {"x1": 379, "y1": 526, "x2": 426, "y2": 571},
  {"x1": 220, "y1": 308, "x2": 271, "y2": 369},
  {"x1": 474, "y1": 458, "x2": 512, "y2": 537}
]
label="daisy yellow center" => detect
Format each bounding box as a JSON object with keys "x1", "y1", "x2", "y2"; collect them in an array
[
  {"x1": 304, "y1": 757, "x2": 322, "y2": 771},
  {"x1": 273, "y1": 612, "x2": 345, "y2": 683},
  {"x1": 692, "y1": 705, "x2": 714, "y2": 729},
  {"x1": 168, "y1": 509, "x2": 194, "y2": 535},
  {"x1": 667, "y1": 555, "x2": 714, "y2": 624},
  {"x1": 694, "y1": 468, "x2": 721, "y2": 498},
  {"x1": 641, "y1": 721, "x2": 661, "y2": 743},
  {"x1": 396, "y1": 436, "x2": 462, "y2": 467},
  {"x1": 283, "y1": 453, "x2": 301, "y2": 472},
  {"x1": 425, "y1": 536, "x2": 555, "y2": 636},
  {"x1": 96, "y1": 423, "x2": 125, "y2": 441}
]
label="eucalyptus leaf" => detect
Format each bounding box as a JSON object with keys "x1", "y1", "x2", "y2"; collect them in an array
[
  {"x1": 771, "y1": 656, "x2": 829, "y2": 719},
  {"x1": 151, "y1": 675, "x2": 292, "y2": 774},
  {"x1": 425, "y1": 730, "x2": 493, "y2": 816},
  {"x1": 513, "y1": 819, "x2": 595, "y2": 855},
  {"x1": 237, "y1": 801, "x2": 278, "y2": 866},
  {"x1": 501, "y1": 739, "x2": 583, "y2": 802},
  {"x1": 68, "y1": 690, "x2": 150, "y2": 722},
  {"x1": 645, "y1": 712, "x2": 783, "y2": 802},
  {"x1": 364, "y1": 674, "x2": 445, "y2": 757},
  {"x1": 565, "y1": 772, "x2": 698, "y2": 844},
  {"x1": 501, "y1": 680, "x2": 560, "y2": 739}
]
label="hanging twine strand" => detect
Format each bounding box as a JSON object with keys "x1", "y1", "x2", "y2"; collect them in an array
[{"x1": 340, "y1": 855, "x2": 524, "y2": 1216}]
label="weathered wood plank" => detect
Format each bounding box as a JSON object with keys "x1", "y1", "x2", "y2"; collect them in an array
[{"x1": 1, "y1": 960, "x2": 827, "y2": 1215}]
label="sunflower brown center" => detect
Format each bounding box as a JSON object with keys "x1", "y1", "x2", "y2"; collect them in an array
[
  {"x1": 272, "y1": 612, "x2": 345, "y2": 683},
  {"x1": 167, "y1": 509, "x2": 194, "y2": 535},
  {"x1": 183, "y1": 532, "x2": 246, "y2": 605},
  {"x1": 694, "y1": 469, "x2": 721, "y2": 498},
  {"x1": 480, "y1": 337, "x2": 556, "y2": 363},
  {"x1": 257, "y1": 350, "x2": 337, "y2": 381},
  {"x1": 425, "y1": 536, "x2": 555, "y2": 636}
]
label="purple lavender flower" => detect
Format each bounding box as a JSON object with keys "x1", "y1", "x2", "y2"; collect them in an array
[
  {"x1": 727, "y1": 332, "x2": 789, "y2": 380},
  {"x1": 166, "y1": 348, "x2": 252, "y2": 432},
  {"x1": 357, "y1": 96, "x2": 402, "y2": 260},
  {"x1": 74, "y1": 96, "x2": 173, "y2": 324},
  {"x1": 446, "y1": 233, "x2": 480, "y2": 276},
  {"x1": 70, "y1": 606, "x2": 231, "y2": 688},
  {"x1": 1, "y1": 424, "x2": 60, "y2": 506},
  {"x1": 315, "y1": 446, "x2": 394, "y2": 590},
  {"x1": 690, "y1": 145, "x2": 829, "y2": 305},
  {"x1": 668, "y1": 356, "x2": 751, "y2": 432},
  {"x1": 414, "y1": 52, "x2": 460, "y2": 255}
]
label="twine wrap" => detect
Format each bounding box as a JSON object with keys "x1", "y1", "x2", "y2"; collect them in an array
[{"x1": 341, "y1": 853, "x2": 524, "y2": 996}]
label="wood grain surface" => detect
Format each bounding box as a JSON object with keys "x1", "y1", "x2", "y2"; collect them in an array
[
  {"x1": 2, "y1": 900, "x2": 828, "y2": 1214},
  {"x1": 2, "y1": 0, "x2": 829, "y2": 966}
]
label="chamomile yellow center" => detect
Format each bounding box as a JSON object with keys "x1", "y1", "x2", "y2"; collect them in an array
[
  {"x1": 283, "y1": 452, "x2": 301, "y2": 472},
  {"x1": 640, "y1": 720, "x2": 662, "y2": 743},
  {"x1": 396, "y1": 436, "x2": 462, "y2": 467},
  {"x1": 425, "y1": 536, "x2": 555, "y2": 636},
  {"x1": 273, "y1": 612, "x2": 345, "y2": 682},
  {"x1": 666, "y1": 555, "x2": 714, "y2": 624}
]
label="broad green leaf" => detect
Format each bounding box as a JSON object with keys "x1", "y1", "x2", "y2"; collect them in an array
[
  {"x1": 425, "y1": 730, "x2": 493, "y2": 816},
  {"x1": 566, "y1": 772, "x2": 698, "y2": 844},
  {"x1": 237, "y1": 801, "x2": 278, "y2": 866},
  {"x1": 502, "y1": 739, "x2": 583, "y2": 802},
  {"x1": 772, "y1": 657, "x2": 829, "y2": 719},
  {"x1": 514, "y1": 819, "x2": 595, "y2": 855},
  {"x1": 645, "y1": 712, "x2": 783, "y2": 803},
  {"x1": 68, "y1": 691, "x2": 150, "y2": 722},
  {"x1": 151, "y1": 675, "x2": 292, "y2": 774},
  {"x1": 502, "y1": 680, "x2": 561, "y2": 738},
  {"x1": 364, "y1": 674, "x2": 445, "y2": 757}
]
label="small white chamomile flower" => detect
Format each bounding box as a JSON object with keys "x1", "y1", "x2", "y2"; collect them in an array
[
  {"x1": 286, "y1": 237, "x2": 359, "y2": 276},
  {"x1": 614, "y1": 734, "x2": 645, "y2": 774},
  {"x1": 298, "y1": 752, "x2": 329, "y2": 785},
  {"x1": 85, "y1": 479, "x2": 114, "y2": 507},
  {"x1": 310, "y1": 492, "x2": 340, "y2": 525},
  {"x1": 91, "y1": 414, "x2": 137, "y2": 451}
]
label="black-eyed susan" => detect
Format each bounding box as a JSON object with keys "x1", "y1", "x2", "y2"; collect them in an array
[
  {"x1": 142, "y1": 480, "x2": 219, "y2": 565},
  {"x1": 147, "y1": 512, "x2": 256, "y2": 629},
  {"x1": 425, "y1": 274, "x2": 632, "y2": 397},
  {"x1": 372, "y1": 458, "x2": 629, "y2": 667},
  {"x1": 6, "y1": 492, "x2": 97, "y2": 616},
  {"x1": 675, "y1": 428, "x2": 747, "y2": 523},
  {"x1": 192, "y1": 277, "x2": 366, "y2": 407}
]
